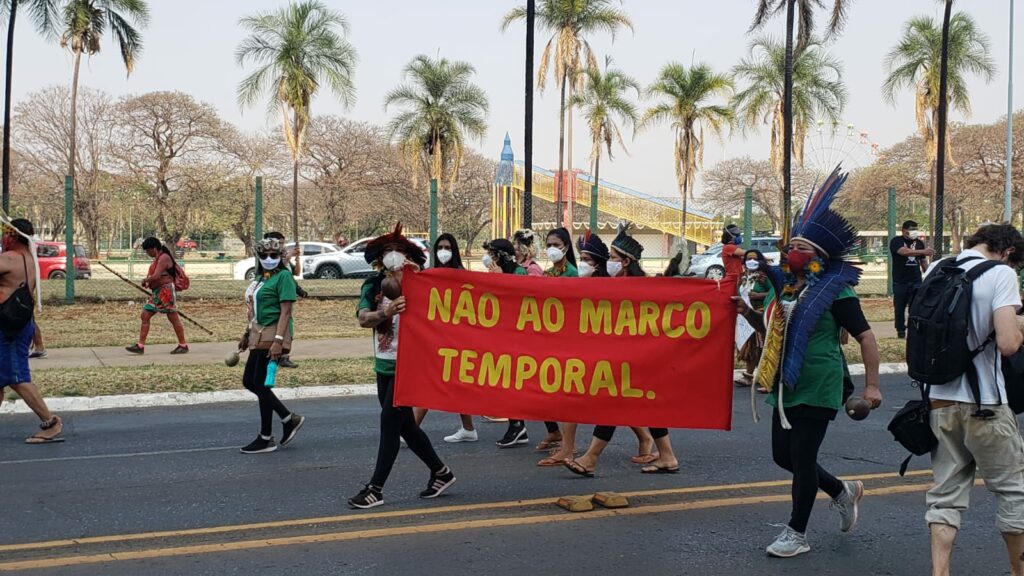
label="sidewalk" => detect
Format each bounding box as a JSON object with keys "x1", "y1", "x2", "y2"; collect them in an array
[{"x1": 32, "y1": 337, "x2": 373, "y2": 369}]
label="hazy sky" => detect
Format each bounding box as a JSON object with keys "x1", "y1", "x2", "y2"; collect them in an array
[{"x1": 4, "y1": 0, "x2": 1022, "y2": 199}]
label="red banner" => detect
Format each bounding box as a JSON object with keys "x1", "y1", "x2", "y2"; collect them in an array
[{"x1": 394, "y1": 269, "x2": 736, "y2": 430}]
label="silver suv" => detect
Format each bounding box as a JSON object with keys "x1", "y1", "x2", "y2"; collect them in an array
[
  {"x1": 685, "y1": 236, "x2": 781, "y2": 279},
  {"x1": 303, "y1": 236, "x2": 430, "y2": 279}
]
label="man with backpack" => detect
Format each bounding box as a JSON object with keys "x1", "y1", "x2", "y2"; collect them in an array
[{"x1": 910, "y1": 224, "x2": 1024, "y2": 576}]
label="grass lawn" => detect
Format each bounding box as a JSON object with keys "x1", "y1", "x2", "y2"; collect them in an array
[
  {"x1": 7, "y1": 357, "x2": 375, "y2": 400},
  {"x1": 34, "y1": 298, "x2": 364, "y2": 348},
  {"x1": 843, "y1": 337, "x2": 905, "y2": 365}
]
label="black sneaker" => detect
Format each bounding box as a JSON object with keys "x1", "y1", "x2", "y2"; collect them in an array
[
  {"x1": 897, "y1": 332, "x2": 906, "y2": 339},
  {"x1": 240, "y1": 436, "x2": 278, "y2": 454},
  {"x1": 281, "y1": 414, "x2": 305, "y2": 446},
  {"x1": 170, "y1": 345, "x2": 189, "y2": 355},
  {"x1": 29, "y1": 350, "x2": 47, "y2": 359},
  {"x1": 420, "y1": 467, "x2": 457, "y2": 499},
  {"x1": 279, "y1": 356, "x2": 298, "y2": 369},
  {"x1": 125, "y1": 344, "x2": 144, "y2": 355},
  {"x1": 348, "y1": 484, "x2": 384, "y2": 509},
  {"x1": 495, "y1": 423, "x2": 528, "y2": 448}
]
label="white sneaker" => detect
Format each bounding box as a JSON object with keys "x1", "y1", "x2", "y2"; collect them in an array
[
  {"x1": 766, "y1": 526, "x2": 810, "y2": 558},
  {"x1": 444, "y1": 427, "x2": 479, "y2": 443},
  {"x1": 831, "y1": 480, "x2": 864, "y2": 533}
]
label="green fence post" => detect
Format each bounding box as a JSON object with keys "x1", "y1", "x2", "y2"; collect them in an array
[
  {"x1": 743, "y1": 187, "x2": 753, "y2": 249},
  {"x1": 64, "y1": 175, "x2": 74, "y2": 303},
  {"x1": 254, "y1": 176, "x2": 263, "y2": 244},
  {"x1": 589, "y1": 183, "x2": 598, "y2": 231},
  {"x1": 887, "y1": 187, "x2": 896, "y2": 297},
  {"x1": 429, "y1": 179, "x2": 439, "y2": 266}
]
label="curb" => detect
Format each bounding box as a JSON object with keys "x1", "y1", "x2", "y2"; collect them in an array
[{"x1": 1, "y1": 363, "x2": 909, "y2": 415}]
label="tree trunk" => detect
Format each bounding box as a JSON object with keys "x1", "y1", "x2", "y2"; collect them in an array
[
  {"x1": 2, "y1": 0, "x2": 18, "y2": 213},
  {"x1": 934, "y1": 0, "x2": 953, "y2": 257},
  {"x1": 69, "y1": 48, "x2": 82, "y2": 192},
  {"x1": 566, "y1": 78, "x2": 574, "y2": 229},
  {"x1": 523, "y1": 0, "x2": 535, "y2": 228},
  {"x1": 590, "y1": 151, "x2": 600, "y2": 231},
  {"x1": 781, "y1": 0, "x2": 796, "y2": 237},
  {"x1": 291, "y1": 109, "x2": 300, "y2": 248},
  {"x1": 680, "y1": 133, "x2": 691, "y2": 262},
  {"x1": 555, "y1": 69, "x2": 567, "y2": 225},
  {"x1": 927, "y1": 157, "x2": 935, "y2": 238}
]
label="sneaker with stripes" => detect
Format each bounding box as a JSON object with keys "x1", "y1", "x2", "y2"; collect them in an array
[
  {"x1": 348, "y1": 484, "x2": 384, "y2": 509},
  {"x1": 419, "y1": 467, "x2": 456, "y2": 499}
]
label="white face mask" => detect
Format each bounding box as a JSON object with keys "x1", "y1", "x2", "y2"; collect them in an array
[
  {"x1": 578, "y1": 261, "x2": 595, "y2": 277},
  {"x1": 745, "y1": 259, "x2": 761, "y2": 271},
  {"x1": 606, "y1": 260, "x2": 623, "y2": 277},
  {"x1": 547, "y1": 246, "x2": 565, "y2": 263},
  {"x1": 907, "y1": 230, "x2": 921, "y2": 240},
  {"x1": 482, "y1": 254, "x2": 494, "y2": 269},
  {"x1": 436, "y1": 249, "x2": 453, "y2": 265},
  {"x1": 383, "y1": 251, "x2": 406, "y2": 271},
  {"x1": 259, "y1": 256, "x2": 281, "y2": 270}
]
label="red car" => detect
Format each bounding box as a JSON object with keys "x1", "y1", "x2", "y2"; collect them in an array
[
  {"x1": 36, "y1": 242, "x2": 91, "y2": 280},
  {"x1": 176, "y1": 238, "x2": 198, "y2": 250}
]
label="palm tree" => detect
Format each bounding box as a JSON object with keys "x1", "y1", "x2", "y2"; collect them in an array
[
  {"x1": 385, "y1": 54, "x2": 488, "y2": 248},
  {"x1": 640, "y1": 62, "x2": 733, "y2": 257},
  {"x1": 59, "y1": 0, "x2": 148, "y2": 197},
  {"x1": 882, "y1": 9, "x2": 994, "y2": 247},
  {"x1": 502, "y1": 0, "x2": 632, "y2": 224},
  {"x1": 237, "y1": 0, "x2": 357, "y2": 246},
  {"x1": 732, "y1": 37, "x2": 847, "y2": 203},
  {"x1": 749, "y1": 0, "x2": 852, "y2": 234},
  {"x1": 1, "y1": 0, "x2": 59, "y2": 212},
  {"x1": 568, "y1": 57, "x2": 639, "y2": 231}
]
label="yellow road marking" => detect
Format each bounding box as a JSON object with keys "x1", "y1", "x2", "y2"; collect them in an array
[
  {"x1": 0, "y1": 482, "x2": 935, "y2": 573},
  {"x1": 0, "y1": 469, "x2": 931, "y2": 554}
]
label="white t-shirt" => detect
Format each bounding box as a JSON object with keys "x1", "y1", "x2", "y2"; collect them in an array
[{"x1": 926, "y1": 249, "x2": 1022, "y2": 404}]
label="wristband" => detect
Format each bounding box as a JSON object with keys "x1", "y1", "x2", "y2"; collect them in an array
[{"x1": 274, "y1": 335, "x2": 285, "y2": 341}]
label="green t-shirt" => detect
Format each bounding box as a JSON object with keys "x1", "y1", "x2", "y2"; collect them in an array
[
  {"x1": 766, "y1": 285, "x2": 857, "y2": 413},
  {"x1": 358, "y1": 277, "x2": 398, "y2": 375},
  {"x1": 545, "y1": 262, "x2": 578, "y2": 277},
  {"x1": 252, "y1": 270, "x2": 297, "y2": 335},
  {"x1": 513, "y1": 266, "x2": 528, "y2": 275}
]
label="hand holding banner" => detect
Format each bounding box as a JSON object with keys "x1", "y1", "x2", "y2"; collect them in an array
[{"x1": 394, "y1": 269, "x2": 737, "y2": 430}]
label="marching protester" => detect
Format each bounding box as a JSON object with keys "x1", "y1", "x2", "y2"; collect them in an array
[
  {"x1": 543, "y1": 227, "x2": 578, "y2": 278},
  {"x1": 565, "y1": 223, "x2": 675, "y2": 476},
  {"x1": 735, "y1": 250, "x2": 773, "y2": 389},
  {"x1": 513, "y1": 229, "x2": 543, "y2": 276},
  {"x1": 0, "y1": 218, "x2": 63, "y2": 443},
  {"x1": 237, "y1": 237, "x2": 305, "y2": 454},
  {"x1": 350, "y1": 223, "x2": 455, "y2": 509},
  {"x1": 721, "y1": 224, "x2": 745, "y2": 279},
  {"x1": 918, "y1": 224, "x2": 1024, "y2": 576},
  {"x1": 738, "y1": 169, "x2": 881, "y2": 558},
  {"x1": 263, "y1": 231, "x2": 308, "y2": 368},
  {"x1": 125, "y1": 237, "x2": 188, "y2": 355},
  {"x1": 414, "y1": 233, "x2": 478, "y2": 443},
  {"x1": 890, "y1": 220, "x2": 933, "y2": 339}
]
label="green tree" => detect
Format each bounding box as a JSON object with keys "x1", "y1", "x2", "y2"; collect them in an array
[
  {"x1": 502, "y1": 0, "x2": 631, "y2": 222},
  {"x1": 881, "y1": 10, "x2": 994, "y2": 237},
  {"x1": 1, "y1": 0, "x2": 60, "y2": 212},
  {"x1": 732, "y1": 37, "x2": 847, "y2": 197},
  {"x1": 384, "y1": 54, "x2": 488, "y2": 247},
  {"x1": 59, "y1": 0, "x2": 149, "y2": 198},
  {"x1": 640, "y1": 62, "x2": 733, "y2": 254},
  {"x1": 236, "y1": 0, "x2": 357, "y2": 245},
  {"x1": 568, "y1": 57, "x2": 638, "y2": 231},
  {"x1": 749, "y1": 0, "x2": 852, "y2": 232}
]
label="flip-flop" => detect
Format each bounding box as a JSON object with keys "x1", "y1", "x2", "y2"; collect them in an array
[
  {"x1": 535, "y1": 440, "x2": 562, "y2": 452},
  {"x1": 482, "y1": 416, "x2": 509, "y2": 423},
  {"x1": 630, "y1": 452, "x2": 660, "y2": 464},
  {"x1": 640, "y1": 463, "x2": 680, "y2": 474},
  {"x1": 563, "y1": 460, "x2": 595, "y2": 478},
  {"x1": 735, "y1": 379, "x2": 753, "y2": 387},
  {"x1": 537, "y1": 456, "x2": 566, "y2": 467},
  {"x1": 25, "y1": 433, "x2": 65, "y2": 444}
]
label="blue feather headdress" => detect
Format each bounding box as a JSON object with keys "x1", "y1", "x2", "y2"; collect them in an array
[{"x1": 780, "y1": 165, "x2": 862, "y2": 389}]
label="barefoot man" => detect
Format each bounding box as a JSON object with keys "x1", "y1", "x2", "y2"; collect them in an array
[{"x1": 0, "y1": 218, "x2": 63, "y2": 443}]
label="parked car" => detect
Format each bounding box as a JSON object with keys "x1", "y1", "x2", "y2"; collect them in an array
[
  {"x1": 232, "y1": 242, "x2": 341, "y2": 281},
  {"x1": 302, "y1": 236, "x2": 430, "y2": 279},
  {"x1": 685, "y1": 236, "x2": 781, "y2": 280},
  {"x1": 175, "y1": 238, "x2": 198, "y2": 250},
  {"x1": 37, "y1": 241, "x2": 91, "y2": 280}
]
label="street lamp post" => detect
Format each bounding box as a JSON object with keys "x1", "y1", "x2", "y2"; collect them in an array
[
  {"x1": 523, "y1": 0, "x2": 535, "y2": 228},
  {"x1": 1006, "y1": 0, "x2": 1015, "y2": 223}
]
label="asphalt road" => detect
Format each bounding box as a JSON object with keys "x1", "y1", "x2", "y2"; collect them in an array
[{"x1": 0, "y1": 374, "x2": 1013, "y2": 575}]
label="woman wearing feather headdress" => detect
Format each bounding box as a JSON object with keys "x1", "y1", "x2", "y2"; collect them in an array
[{"x1": 736, "y1": 168, "x2": 882, "y2": 558}]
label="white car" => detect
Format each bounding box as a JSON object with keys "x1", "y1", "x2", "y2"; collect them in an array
[
  {"x1": 303, "y1": 236, "x2": 430, "y2": 279},
  {"x1": 232, "y1": 242, "x2": 341, "y2": 281},
  {"x1": 685, "y1": 237, "x2": 782, "y2": 280}
]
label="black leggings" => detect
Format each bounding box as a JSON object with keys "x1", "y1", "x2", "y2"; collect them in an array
[
  {"x1": 242, "y1": 349, "x2": 291, "y2": 437},
  {"x1": 593, "y1": 426, "x2": 668, "y2": 442},
  {"x1": 771, "y1": 410, "x2": 844, "y2": 533},
  {"x1": 509, "y1": 420, "x2": 559, "y2": 434},
  {"x1": 371, "y1": 372, "x2": 444, "y2": 488}
]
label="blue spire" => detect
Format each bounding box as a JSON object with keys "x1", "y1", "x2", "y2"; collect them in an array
[{"x1": 495, "y1": 133, "x2": 514, "y2": 185}]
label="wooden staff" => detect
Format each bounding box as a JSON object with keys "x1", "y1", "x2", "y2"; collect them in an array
[{"x1": 97, "y1": 261, "x2": 215, "y2": 335}]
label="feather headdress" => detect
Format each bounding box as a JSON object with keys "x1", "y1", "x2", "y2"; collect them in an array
[
  {"x1": 577, "y1": 229, "x2": 609, "y2": 261},
  {"x1": 611, "y1": 221, "x2": 643, "y2": 261}
]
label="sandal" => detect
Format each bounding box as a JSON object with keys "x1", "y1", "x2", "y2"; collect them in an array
[
  {"x1": 640, "y1": 463, "x2": 680, "y2": 474},
  {"x1": 537, "y1": 456, "x2": 566, "y2": 467},
  {"x1": 563, "y1": 459, "x2": 595, "y2": 478},
  {"x1": 535, "y1": 439, "x2": 562, "y2": 452},
  {"x1": 630, "y1": 452, "x2": 660, "y2": 465},
  {"x1": 25, "y1": 416, "x2": 65, "y2": 444}
]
